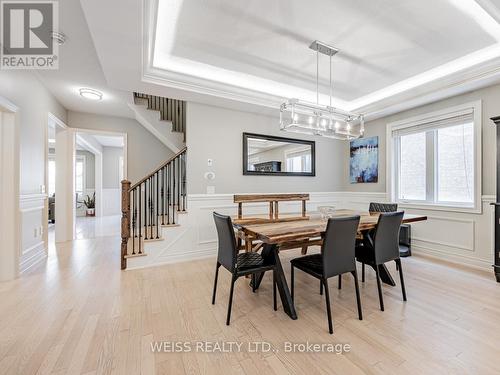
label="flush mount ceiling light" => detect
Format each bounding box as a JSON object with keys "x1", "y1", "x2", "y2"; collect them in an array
[
  {"x1": 79, "y1": 88, "x2": 103, "y2": 101},
  {"x1": 280, "y1": 41, "x2": 364, "y2": 140},
  {"x1": 51, "y1": 31, "x2": 66, "y2": 45}
]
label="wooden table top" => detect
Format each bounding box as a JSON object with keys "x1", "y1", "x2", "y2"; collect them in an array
[{"x1": 236, "y1": 209, "x2": 427, "y2": 244}]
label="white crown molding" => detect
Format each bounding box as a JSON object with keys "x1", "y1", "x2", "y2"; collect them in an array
[{"x1": 143, "y1": 0, "x2": 500, "y2": 121}]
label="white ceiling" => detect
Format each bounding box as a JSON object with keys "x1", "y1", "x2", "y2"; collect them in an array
[
  {"x1": 36, "y1": 0, "x2": 134, "y2": 119},
  {"x1": 77, "y1": 0, "x2": 500, "y2": 121},
  {"x1": 75, "y1": 133, "x2": 124, "y2": 152},
  {"x1": 164, "y1": 0, "x2": 495, "y2": 101},
  {"x1": 248, "y1": 139, "x2": 288, "y2": 155},
  {"x1": 92, "y1": 135, "x2": 124, "y2": 148}
]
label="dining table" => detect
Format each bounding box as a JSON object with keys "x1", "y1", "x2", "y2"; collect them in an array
[{"x1": 233, "y1": 209, "x2": 428, "y2": 320}]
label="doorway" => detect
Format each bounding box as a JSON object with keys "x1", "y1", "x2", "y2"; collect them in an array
[
  {"x1": 74, "y1": 130, "x2": 126, "y2": 239},
  {"x1": 0, "y1": 96, "x2": 19, "y2": 281}
]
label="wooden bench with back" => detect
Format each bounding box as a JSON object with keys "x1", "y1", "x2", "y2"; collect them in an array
[{"x1": 232, "y1": 193, "x2": 321, "y2": 254}]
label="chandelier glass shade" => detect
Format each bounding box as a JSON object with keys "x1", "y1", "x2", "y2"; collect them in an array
[
  {"x1": 280, "y1": 41, "x2": 365, "y2": 140},
  {"x1": 280, "y1": 99, "x2": 364, "y2": 140}
]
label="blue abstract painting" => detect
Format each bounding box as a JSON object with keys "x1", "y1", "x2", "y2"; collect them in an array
[{"x1": 350, "y1": 136, "x2": 378, "y2": 183}]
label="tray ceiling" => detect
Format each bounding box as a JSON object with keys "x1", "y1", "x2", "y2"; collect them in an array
[{"x1": 152, "y1": 0, "x2": 500, "y2": 109}]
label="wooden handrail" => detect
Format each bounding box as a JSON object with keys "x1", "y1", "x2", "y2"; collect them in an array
[{"x1": 129, "y1": 147, "x2": 187, "y2": 191}]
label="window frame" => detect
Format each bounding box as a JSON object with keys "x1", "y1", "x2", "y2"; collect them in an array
[
  {"x1": 75, "y1": 154, "x2": 86, "y2": 198},
  {"x1": 387, "y1": 101, "x2": 482, "y2": 214}
]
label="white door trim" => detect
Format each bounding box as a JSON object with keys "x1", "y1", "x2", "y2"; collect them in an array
[{"x1": 0, "y1": 95, "x2": 20, "y2": 281}]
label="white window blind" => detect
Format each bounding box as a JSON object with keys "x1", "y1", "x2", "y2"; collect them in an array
[
  {"x1": 391, "y1": 104, "x2": 478, "y2": 210},
  {"x1": 391, "y1": 108, "x2": 473, "y2": 137}
]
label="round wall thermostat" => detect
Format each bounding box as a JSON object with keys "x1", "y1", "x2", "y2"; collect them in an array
[{"x1": 204, "y1": 171, "x2": 216, "y2": 180}]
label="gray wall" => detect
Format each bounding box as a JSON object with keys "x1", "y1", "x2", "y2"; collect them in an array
[
  {"x1": 0, "y1": 71, "x2": 67, "y2": 194},
  {"x1": 340, "y1": 83, "x2": 499, "y2": 195},
  {"x1": 102, "y1": 146, "x2": 123, "y2": 188},
  {"x1": 76, "y1": 150, "x2": 95, "y2": 189},
  {"x1": 186, "y1": 102, "x2": 345, "y2": 194},
  {"x1": 68, "y1": 111, "x2": 174, "y2": 184}
]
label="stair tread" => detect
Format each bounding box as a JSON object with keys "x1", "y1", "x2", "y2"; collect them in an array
[{"x1": 124, "y1": 252, "x2": 147, "y2": 259}]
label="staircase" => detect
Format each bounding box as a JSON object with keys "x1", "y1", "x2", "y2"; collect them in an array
[
  {"x1": 129, "y1": 92, "x2": 186, "y2": 153},
  {"x1": 121, "y1": 147, "x2": 187, "y2": 269}
]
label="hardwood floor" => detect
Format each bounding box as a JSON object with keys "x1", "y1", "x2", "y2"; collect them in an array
[{"x1": 1, "y1": 232, "x2": 499, "y2": 374}]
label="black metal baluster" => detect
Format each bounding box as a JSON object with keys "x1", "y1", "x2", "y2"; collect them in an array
[
  {"x1": 176, "y1": 156, "x2": 182, "y2": 212},
  {"x1": 178, "y1": 154, "x2": 182, "y2": 212},
  {"x1": 145, "y1": 178, "x2": 149, "y2": 240},
  {"x1": 138, "y1": 185, "x2": 142, "y2": 254},
  {"x1": 183, "y1": 152, "x2": 186, "y2": 211},
  {"x1": 144, "y1": 180, "x2": 148, "y2": 240},
  {"x1": 161, "y1": 167, "x2": 165, "y2": 225},
  {"x1": 156, "y1": 172, "x2": 159, "y2": 239},
  {"x1": 167, "y1": 163, "x2": 171, "y2": 225},
  {"x1": 132, "y1": 188, "x2": 136, "y2": 255},
  {"x1": 172, "y1": 158, "x2": 176, "y2": 225},
  {"x1": 148, "y1": 178, "x2": 152, "y2": 240}
]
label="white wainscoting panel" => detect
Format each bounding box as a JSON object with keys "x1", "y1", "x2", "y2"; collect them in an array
[
  {"x1": 127, "y1": 191, "x2": 387, "y2": 269},
  {"x1": 19, "y1": 194, "x2": 47, "y2": 273},
  {"x1": 127, "y1": 192, "x2": 494, "y2": 271},
  {"x1": 407, "y1": 196, "x2": 495, "y2": 270}
]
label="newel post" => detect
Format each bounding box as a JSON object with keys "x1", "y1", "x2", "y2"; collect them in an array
[{"x1": 121, "y1": 179, "x2": 131, "y2": 270}]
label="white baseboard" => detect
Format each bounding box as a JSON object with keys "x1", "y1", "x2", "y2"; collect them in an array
[
  {"x1": 19, "y1": 241, "x2": 47, "y2": 273},
  {"x1": 412, "y1": 246, "x2": 492, "y2": 271}
]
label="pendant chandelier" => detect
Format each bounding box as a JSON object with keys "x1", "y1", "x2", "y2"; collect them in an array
[{"x1": 280, "y1": 41, "x2": 364, "y2": 140}]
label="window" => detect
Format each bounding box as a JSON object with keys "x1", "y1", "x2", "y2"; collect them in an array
[
  {"x1": 75, "y1": 155, "x2": 85, "y2": 199},
  {"x1": 285, "y1": 148, "x2": 311, "y2": 173},
  {"x1": 399, "y1": 132, "x2": 426, "y2": 201},
  {"x1": 390, "y1": 102, "x2": 480, "y2": 211}
]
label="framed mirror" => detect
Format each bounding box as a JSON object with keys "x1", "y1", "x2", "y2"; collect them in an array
[{"x1": 243, "y1": 132, "x2": 315, "y2": 176}]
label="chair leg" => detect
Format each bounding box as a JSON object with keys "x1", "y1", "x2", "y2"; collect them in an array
[
  {"x1": 273, "y1": 269, "x2": 277, "y2": 311},
  {"x1": 375, "y1": 266, "x2": 384, "y2": 311},
  {"x1": 301, "y1": 245, "x2": 308, "y2": 255},
  {"x1": 226, "y1": 274, "x2": 237, "y2": 325},
  {"x1": 396, "y1": 259, "x2": 407, "y2": 301},
  {"x1": 212, "y1": 263, "x2": 220, "y2": 305},
  {"x1": 323, "y1": 278, "x2": 333, "y2": 334},
  {"x1": 320, "y1": 280, "x2": 323, "y2": 295},
  {"x1": 252, "y1": 274, "x2": 256, "y2": 293},
  {"x1": 291, "y1": 265, "x2": 295, "y2": 301},
  {"x1": 395, "y1": 261, "x2": 399, "y2": 271},
  {"x1": 351, "y1": 270, "x2": 363, "y2": 320},
  {"x1": 338, "y1": 275, "x2": 342, "y2": 290},
  {"x1": 361, "y1": 262, "x2": 365, "y2": 282}
]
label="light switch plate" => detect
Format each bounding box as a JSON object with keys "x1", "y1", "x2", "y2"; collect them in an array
[{"x1": 207, "y1": 158, "x2": 213, "y2": 167}]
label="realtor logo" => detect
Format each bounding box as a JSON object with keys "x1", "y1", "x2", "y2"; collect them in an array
[{"x1": 1, "y1": 0, "x2": 59, "y2": 69}]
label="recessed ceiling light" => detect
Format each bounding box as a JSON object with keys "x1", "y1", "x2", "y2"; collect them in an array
[
  {"x1": 51, "y1": 31, "x2": 66, "y2": 45},
  {"x1": 79, "y1": 88, "x2": 103, "y2": 101}
]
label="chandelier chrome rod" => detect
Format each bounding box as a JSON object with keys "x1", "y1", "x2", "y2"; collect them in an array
[
  {"x1": 329, "y1": 54, "x2": 332, "y2": 108},
  {"x1": 280, "y1": 40, "x2": 364, "y2": 141}
]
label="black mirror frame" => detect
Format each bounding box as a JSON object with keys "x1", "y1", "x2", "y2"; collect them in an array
[{"x1": 242, "y1": 132, "x2": 316, "y2": 176}]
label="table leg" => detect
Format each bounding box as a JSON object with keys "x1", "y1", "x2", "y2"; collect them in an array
[
  {"x1": 372, "y1": 264, "x2": 396, "y2": 286},
  {"x1": 251, "y1": 243, "x2": 297, "y2": 320},
  {"x1": 363, "y1": 231, "x2": 396, "y2": 286}
]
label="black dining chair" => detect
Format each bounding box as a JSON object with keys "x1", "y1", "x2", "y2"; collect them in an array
[
  {"x1": 290, "y1": 216, "x2": 362, "y2": 334},
  {"x1": 212, "y1": 212, "x2": 278, "y2": 325},
  {"x1": 369, "y1": 202, "x2": 412, "y2": 259},
  {"x1": 356, "y1": 211, "x2": 406, "y2": 311}
]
